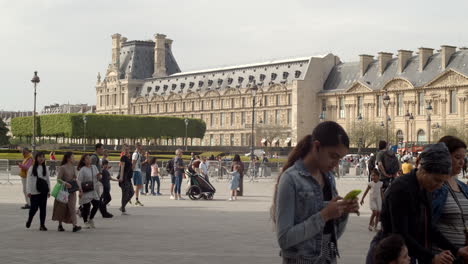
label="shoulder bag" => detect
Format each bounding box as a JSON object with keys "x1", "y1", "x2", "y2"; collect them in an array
[{"x1": 81, "y1": 167, "x2": 95, "y2": 193}]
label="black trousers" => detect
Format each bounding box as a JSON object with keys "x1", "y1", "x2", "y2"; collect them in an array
[
  {"x1": 120, "y1": 180, "x2": 134, "y2": 211},
  {"x1": 81, "y1": 200, "x2": 100, "y2": 222},
  {"x1": 144, "y1": 173, "x2": 151, "y2": 193},
  {"x1": 28, "y1": 193, "x2": 48, "y2": 226},
  {"x1": 99, "y1": 190, "x2": 112, "y2": 215}
]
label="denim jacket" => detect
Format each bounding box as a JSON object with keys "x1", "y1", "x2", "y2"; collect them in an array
[
  {"x1": 275, "y1": 159, "x2": 349, "y2": 260},
  {"x1": 432, "y1": 179, "x2": 468, "y2": 223}
]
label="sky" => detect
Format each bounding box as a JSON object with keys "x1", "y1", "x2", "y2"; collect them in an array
[{"x1": 1, "y1": 0, "x2": 468, "y2": 111}]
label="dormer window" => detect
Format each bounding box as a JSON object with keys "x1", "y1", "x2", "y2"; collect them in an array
[
  {"x1": 181, "y1": 83, "x2": 186, "y2": 89},
  {"x1": 248, "y1": 75, "x2": 255, "y2": 83},
  {"x1": 238, "y1": 77, "x2": 244, "y2": 84},
  {"x1": 163, "y1": 85, "x2": 168, "y2": 91},
  {"x1": 295, "y1": 71, "x2": 302, "y2": 78},
  {"x1": 198, "y1": 81, "x2": 204, "y2": 87},
  {"x1": 171, "y1": 84, "x2": 177, "y2": 90},
  {"x1": 147, "y1": 87, "x2": 152, "y2": 93},
  {"x1": 283, "y1": 72, "x2": 289, "y2": 79},
  {"x1": 260, "y1": 74, "x2": 266, "y2": 82},
  {"x1": 155, "y1": 86, "x2": 160, "y2": 92},
  {"x1": 227, "y1": 78, "x2": 233, "y2": 85},
  {"x1": 189, "y1": 82, "x2": 195, "y2": 89},
  {"x1": 271, "y1": 73, "x2": 277, "y2": 80},
  {"x1": 208, "y1": 80, "x2": 213, "y2": 86},
  {"x1": 218, "y1": 79, "x2": 223, "y2": 86}
]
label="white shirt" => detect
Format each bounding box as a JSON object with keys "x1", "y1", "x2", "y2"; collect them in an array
[
  {"x1": 26, "y1": 165, "x2": 51, "y2": 195},
  {"x1": 200, "y1": 162, "x2": 208, "y2": 176},
  {"x1": 368, "y1": 181, "x2": 383, "y2": 200},
  {"x1": 132, "y1": 151, "x2": 141, "y2": 172}
]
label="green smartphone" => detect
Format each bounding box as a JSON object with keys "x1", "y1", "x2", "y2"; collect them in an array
[{"x1": 344, "y1": 189, "x2": 362, "y2": 200}]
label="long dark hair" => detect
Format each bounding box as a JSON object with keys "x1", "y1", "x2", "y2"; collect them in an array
[
  {"x1": 61, "y1": 152, "x2": 73, "y2": 166},
  {"x1": 150, "y1": 157, "x2": 157, "y2": 165},
  {"x1": 438, "y1": 135, "x2": 467, "y2": 154},
  {"x1": 233, "y1": 154, "x2": 241, "y2": 162},
  {"x1": 374, "y1": 234, "x2": 406, "y2": 264},
  {"x1": 270, "y1": 121, "x2": 349, "y2": 224},
  {"x1": 77, "y1": 154, "x2": 89, "y2": 171},
  {"x1": 32, "y1": 152, "x2": 46, "y2": 177}
]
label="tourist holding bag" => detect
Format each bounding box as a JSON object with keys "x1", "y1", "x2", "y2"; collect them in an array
[
  {"x1": 25, "y1": 152, "x2": 50, "y2": 231},
  {"x1": 77, "y1": 154, "x2": 101, "y2": 229}
]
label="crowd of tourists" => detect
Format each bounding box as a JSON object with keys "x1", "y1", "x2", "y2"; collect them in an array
[
  {"x1": 19, "y1": 142, "x2": 245, "y2": 232},
  {"x1": 272, "y1": 120, "x2": 468, "y2": 264}
]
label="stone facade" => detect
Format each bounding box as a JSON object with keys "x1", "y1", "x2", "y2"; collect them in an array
[
  {"x1": 96, "y1": 33, "x2": 338, "y2": 147},
  {"x1": 320, "y1": 46, "x2": 468, "y2": 145}
]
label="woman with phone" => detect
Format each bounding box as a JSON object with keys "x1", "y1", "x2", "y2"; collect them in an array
[{"x1": 271, "y1": 121, "x2": 359, "y2": 264}]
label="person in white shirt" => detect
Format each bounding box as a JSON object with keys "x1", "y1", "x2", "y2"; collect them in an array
[
  {"x1": 200, "y1": 156, "x2": 209, "y2": 182},
  {"x1": 360, "y1": 168, "x2": 384, "y2": 231},
  {"x1": 26, "y1": 152, "x2": 51, "y2": 231},
  {"x1": 132, "y1": 143, "x2": 144, "y2": 206}
]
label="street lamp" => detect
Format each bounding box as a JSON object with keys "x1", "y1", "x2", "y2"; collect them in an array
[
  {"x1": 357, "y1": 113, "x2": 363, "y2": 154},
  {"x1": 249, "y1": 81, "x2": 259, "y2": 182},
  {"x1": 83, "y1": 115, "x2": 87, "y2": 152},
  {"x1": 426, "y1": 101, "x2": 433, "y2": 144},
  {"x1": 383, "y1": 92, "x2": 391, "y2": 144},
  {"x1": 319, "y1": 111, "x2": 325, "y2": 122},
  {"x1": 184, "y1": 118, "x2": 189, "y2": 151},
  {"x1": 31, "y1": 71, "x2": 40, "y2": 155}
]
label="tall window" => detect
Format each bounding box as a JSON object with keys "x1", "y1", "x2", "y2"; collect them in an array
[
  {"x1": 357, "y1": 96, "x2": 363, "y2": 116},
  {"x1": 288, "y1": 94, "x2": 291, "y2": 105},
  {"x1": 157, "y1": 104, "x2": 160, "y2": 113},
  {"x1": 276, "y1": 95, "x2": 280, "y2": 106},
  {"x1": 287, "y1": 109, "x2": 291, "y2": 124},
  {"x1": 397, "y1": 94, "x2": 403, "y2": 116},
  {"x1": 450, "y1": 90, "x2": 457, "y2": 114},
  {"x1": 220, "y1": 113, "x2": 224, "y2": 127},
  {"x1": 339, "y1": 97, "x2": 345, "y2": 118},
  {"x1": 264, "y1": 96, "x2": 268, "y2": 106},
  {"x1": 275, "y1": 110, "x2": 280, "y2": 124},
  {"x1": 211, "y1": 100, "x2": 214, "y2": 110},
  {"x1": 220, "y1": 134, "x2": 224, "y2": 146},
  {"x1": 165, "y1": 103, "x2": 168, "y2": 112},
  {"x1": 263, "y1": 110, "x2": 268, "y2": 124},
  {"x1": 173, "y1": 103, "x2": 177, "y2": 112},
  {"x1": 148, "y1": 104, "x2": 152, "y2": 113},
  {"x1": 242, "y1": 97, "x2": 245, "y2": 107},
  {"x1": 241, "y1": 134, "x2": 245, "y2": 146},
  {"x1": 231, "y1": 98, "x2": 235, "y2": 108},
  {"x1": 113, "y1": 94, "x2": 117, "y2": 105},
  {"x1": 230, "y1": 134, "x2": 235, "y2": 146},
  {"x1": 183, "y1": 102, "x2": 186, "y2": 112},
  {"x1": 191, "y1": 101, "x2": 194, "y2": 111},
  {"x1": 230, "y1": 112, "x2": 234, "y2": 126},
  {"x1": 418, "y1": 92, "x2": 425, "y2": 115},
  {"x1": 133, "y1": 106, "x2": 136, "y2": 113},
  {"x1": 100, "y1": 96, "x2": 103, "y2": 107},
  {"x1": 121, "y1": 94, "x2": 125, "y2": 105},
  {"x1": 376, "y1": 95, "x2": 382, "y2": 117},
  {"x1": 106, "y1": 95, "x2": 109, "y2": 106},
  {"x1": 201, "y1": 100, "x2": 204, "y2": 111},
  {"x1": 220, "y1": 99, "x2": 224, "y2": 109},
  {"x1": 210, "y1": 113, "x2": 214, "y2": 127},
  {"x1": 210, "y1": 134, "x2": 214, "y2": 146},
  {"x1": 140, "y1": 105, "x2": 143, "y2": 114},
  {"x1": 241, "y1": 112, "x2": 245, "y2": 124},
  {"x1": 321, "y1": 99, "x2": 327, "y2": 112}
]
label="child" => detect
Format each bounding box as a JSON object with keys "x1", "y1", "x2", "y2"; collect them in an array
[
  {"x1": 228, "y1": 165, "x2": 241, "y2": 201},
  {"x1": 150, "y1": 157, "x2": 161, "y2": 196},
  {"x1": 360, "y1": 168, "x2": 383, "y2": 231},
  {"x1": 99, "y1": 159, "x2": 118, "y2": 218},
  {"x1": 374, "y1": 234, "x2": 410, "y2": 264}
]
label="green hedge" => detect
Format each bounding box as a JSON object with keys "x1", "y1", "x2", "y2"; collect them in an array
[{"x1": 11, "y1": 114, "x2": 206, "y2": 139}]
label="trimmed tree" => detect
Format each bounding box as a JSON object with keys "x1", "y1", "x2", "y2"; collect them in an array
[{"x1": 0, "y1": 118, "x2": 9, "y2": 146}]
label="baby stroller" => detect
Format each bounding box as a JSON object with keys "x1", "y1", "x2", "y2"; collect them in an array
[{"x1": 185, "y1": 169, "x2": 216, "y2": 200}]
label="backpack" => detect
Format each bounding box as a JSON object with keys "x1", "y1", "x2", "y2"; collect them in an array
[
  {"x1": 381, "y1": 150, "x2": 400, "y2": 175},
  {"x1": 166, "y1": 158, "x2": 175, "y2": 174}
]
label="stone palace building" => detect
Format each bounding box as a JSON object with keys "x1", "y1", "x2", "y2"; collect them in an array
[{"x1": 96, "y1": 33, "x2": 467, "y2": 147}]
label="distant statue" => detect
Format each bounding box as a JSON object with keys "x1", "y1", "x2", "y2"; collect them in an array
[{"x1": 97, "y1": 72, "x2": 101, "y2": 83}]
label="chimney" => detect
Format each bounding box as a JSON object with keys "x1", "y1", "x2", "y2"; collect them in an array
[
  {"x1": 111, "y1": 33, "x2": 121, "y2": 70},
  {"x1": 441, "y1": 45, "x2": 456, "y2": 70},
  {"x1": 359, "y1": 54, "x2": 374, "y2": 76},
  {"x1": 397, "y1": 50, "x2": 413, "y2": 73},
  {"x1": 165, "y1": 38, "x2": 173, "y2": 50},
  {"x1": 153, "y1": 33, "x2": 167, "y2": 78},
  {"x1": 418, "y1": 47, "x2": 433, "y2": 72},
  {"x1": 378, "y1": 52, "x2": 393, "y2": 75}
]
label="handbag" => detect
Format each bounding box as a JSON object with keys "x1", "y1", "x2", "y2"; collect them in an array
[
  {"x1": 56, "y1": 186, "x2": 69, "y2": 204},
  {"x1": 36, "y1": 177, "x2": 49, "y2": 194},
  {"x1": 446, "y1": 183, "x2": 468, "y2": 246},
  {"x1": 51, "y1": 181, "x2": 64, "y2": 198},
  {"x1": 81, "y1": 167, "x2": 95, "y2": 193},
  {"x1": 67, "y1": 180, "x2": 79, "y2": 193}
]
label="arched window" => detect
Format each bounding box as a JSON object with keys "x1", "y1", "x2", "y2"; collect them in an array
[{"x1": 417, "y1": 130, "x2": 426, "y2": 143}]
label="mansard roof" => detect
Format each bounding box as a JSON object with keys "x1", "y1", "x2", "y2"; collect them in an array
[
  {"x1": 322, "y1": 49, "x2": 468, "y2": 93},
  {"x1": 137, "y1": 56, "x2": 314, "y2": 97}
]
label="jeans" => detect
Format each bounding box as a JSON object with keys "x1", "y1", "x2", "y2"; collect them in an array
[
  {"x1": 144, "y1": 171, "x2": 152, "y2": 193},
  {"x1": 28, "y1": 193, "x2": 48, "y2": 226},
  {"x1": 120, "y1": 180, "x2": 134, "y2": 211},
  {"x1": 151, "y1": 176, "x2": 160, "y2": 194},
  {"x1": 21, "y1": 178, "x2": 30, "y2": 205},
  {"x1": 81, "y1": 199, "x2": 100, "y2": 223},
  {"x1": 99, "y1": 190, "x2": 112, "y2": 216},
  {"x1": 174, "y1": 173, "x2": 183, "y2": 195}
]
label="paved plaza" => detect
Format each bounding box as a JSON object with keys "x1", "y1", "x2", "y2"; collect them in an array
[{"x1": 0, "y1": 177, "x2": 374, "y2": 264}]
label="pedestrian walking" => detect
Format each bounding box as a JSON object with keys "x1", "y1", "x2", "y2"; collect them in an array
[
  {"x1": 228, "y1": 164, "x2": 241, "y2": 201},
  {"x1": 99, "y1": 159, "x2": 117, "y2": 218},
  {"x1": 272, "y1": 121, "x2": 359, "y2": 264},
  {"x1": 432, "y1": 136, "x2": 468, "y2": 253},
  {"x1": 18, "y1": 148, "x2": 33, "y2": 209},
  {"x1": 376, "y1": 140, "x2": 400, "y2": 194},
  {"x1": 25, "y1": 152, "x2": 50, "y2": 231},
  {"x1": 77, "y1": 154, "x2": 101, "y2": 229},
  {"x1": 52, "y1": 152, "x2": 82, "y2": 232},
  {"x1": 142, "y1": 151, "x2": 152, "y2": 195},
  {"x1": 367, "y1": 143, "x2": 468, "y2": 264},
  {"x1": 118, "y1": 145, "x2": 134, "y2": 215},
  {"x1": 150, "y1": 157, "x2": 161, "y2": 195},
  {"x1": 231, "y1": 154, "x2": 244, "y2": 196},
  {"x1": 360, "y1": 169, "x2": 383, "y2": 231},
  {"x1": 373, "y1": 235, "x2": 410, "y2": 264},
  {"x1": 49, "y1": 151, "x2": 57, "y2": 177},
  {"x1": 132, "y1": 143, "x2": 144, "y2": 206},
  {"x1": 401, "y1": 157, "x2": 413, "y2": 175},
  {"x1": 200, "y1": 156, "x2": 209, "y2": 182},
  {"x1": 173, "y1": 149, "x2": 185, "y2": 200},
  {"x1": 90, "y1": 143, "x2": 104, "y2": 196}
]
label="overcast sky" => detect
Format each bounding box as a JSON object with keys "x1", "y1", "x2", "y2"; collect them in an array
[{"x1": 1, "y1": 0, "x2": 468, "y2": 111}]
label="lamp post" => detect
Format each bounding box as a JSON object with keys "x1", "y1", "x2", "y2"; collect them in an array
[
  {"x1": 249, "y1": 82, "x2": 259, "y2": 182},
  {"x1": 319, "y1": 111, "x2": 325, "y2": 123},
  {"x1": 426, "y1": 102, "x2": 433, "y2": 144},
  {"x1": 383, "y1": 92, "x2": 391, "y2": 144},
  {"x1": 184, "y1": 118, "x2": 189, "y2": 151},
  {"x1": 31, "y1": 71, "x2": 40, "y2": 155},
  {"x1": 357, "y1": 113, "x2": 363, "y2": 154},
  {"x1": 83, "y1": 115, "x2": 87, "y2": 152},
  {"x1": 404, "y1": 111, "x2": 411, "y2": 150}
]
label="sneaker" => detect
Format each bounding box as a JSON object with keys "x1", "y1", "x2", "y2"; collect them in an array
[
  {"x1": 26, "y1": 220, "x2": 31, "y2": 229},
  {"x1": 170, "y1": 195, "x2": 175, "y2": 200},
  {"x1": 88, "y1": 219, "x2": 95, "y2": 229},
  {"x1": 102, "y1": 213, "x2": 113, "y2": 218},
  {"x1": 178, "y1": 196, "x2": 185, "y2": 200},
  {"x1": 21, "y1": 204, "x2": 31, "y2": 210},
  {"x1": 84, "y1": 222, "x2": 91, "y2": 229},
  {"x1": 228, "y1": 197, "x2": 234, "y2": 201},
  {"x1": 157, "y1": 193, "x2": 162, "y2": 196},
  {"x1": 58, "y1": 225, "x2": 65, "y2": 232},
  {"x1": 121, "y1": 211, "x2": 130, "y2": 216},
  {"x1": 73, "y1": 226, "x2": 82, "y2": 232},
  {"x1": 368, "y1": 225, "x2": 373, "y2": 231},
  {"x1": 40, "y1": 226, "x2": 48, "y2": 231},
  {"x1": 136, "y1": 200, "x2": 144, "y2": 206}
]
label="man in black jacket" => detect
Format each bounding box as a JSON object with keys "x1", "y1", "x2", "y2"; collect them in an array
[{"x1": 376, "y1": 143, "x2": 468, "y2": 264}]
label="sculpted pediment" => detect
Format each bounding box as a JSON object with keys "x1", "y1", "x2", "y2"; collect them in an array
[
  {"x1": 221, "y1": 88, "x2": 240, "y2": 96},
  {"x1": 346, "y1": 82, "x2": 373, "y2": 93},
  {"x1": 383, "y1": 79, "x2": 413, "y2": 91},
  {"x1": 184, "y1": 92, "x2": 201, "y2": 99},
  {"x1": 425, "y1": 70, "x2": 468, "y2": 88}
]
